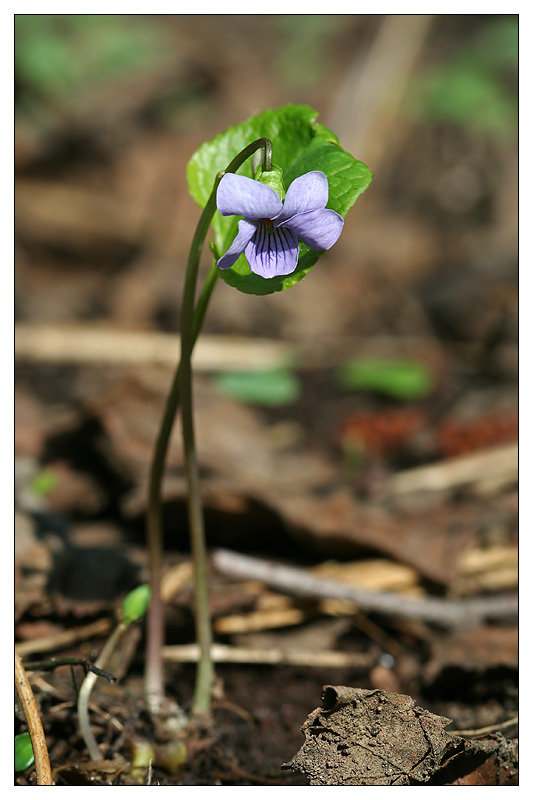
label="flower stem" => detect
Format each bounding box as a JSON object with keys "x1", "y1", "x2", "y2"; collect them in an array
[
  {"x1": 144, "y1": 139, "x2": 273, "y2": 717},
  {"x1": 145, "y1": 265, "x2": 219, "y2": 716}
]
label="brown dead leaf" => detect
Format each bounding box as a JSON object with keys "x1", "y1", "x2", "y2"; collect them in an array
[
  {"x1": 284, "y1": 685, "x2": 462, "y2": 785},
  {"x1": 17, "y1": 365, "x2": 516, "y2": 589},
  {"x1": 274, "y1": 489, "x2": 476, "y2": 585},
  {"x1": 284, "y1": 685, "x2": 518, "y2": 785}
]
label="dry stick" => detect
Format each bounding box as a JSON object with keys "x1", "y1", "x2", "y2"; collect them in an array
[
  {"x1": 15, "y1": 618, "x2": 112, "y2": 659},
  {"x1": 388, "y1": 442, "x2": 518, "y2": 495},
  {"x1": 24, "y1": 657, "x2": 117, "y2": 683},
  {"x1": 211, "y1": 549, "x2": 518, "y2": 629},
  {"x1": 162, "y1": 643, "x2": 374, "y2": 670},
  {"x1": 15, "y1": 324, "x2": 516, "y2": 373},
  {"x1": 14, "y1": 323, "x2": 293, "y2": 371},
  {"x1": 145, "y1": 759, "x2": 154, "y2": 786},
  {"x1": 15, "y1": 652, "x2": 53, "y2": 786}
]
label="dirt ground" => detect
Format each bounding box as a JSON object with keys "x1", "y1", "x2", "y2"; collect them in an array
[{"x1": 15, "y1": 14, "x2": 517, "y2": 786}]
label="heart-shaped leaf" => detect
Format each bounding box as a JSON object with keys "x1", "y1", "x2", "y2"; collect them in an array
[{"x1": 187, "y1": 104, "x2": 372, "y2": 295}]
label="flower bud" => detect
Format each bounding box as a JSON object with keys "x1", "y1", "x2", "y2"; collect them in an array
[{"x1": 254, "y1": 162, "x2": 286, "y2": 201}]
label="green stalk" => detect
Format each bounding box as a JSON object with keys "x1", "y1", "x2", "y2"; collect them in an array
[
  {"x1": 145, "y1": 139, "x2": 273, "y2": 717},
  {"x1": 145, "y1": 265, "x2": 218, "y2": 716},
  {"x1": 179, "y1": 210, "x2": 220, "y2": 715}
]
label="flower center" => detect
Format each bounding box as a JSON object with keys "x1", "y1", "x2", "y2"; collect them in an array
[{"x1": 263, "y1": 218, "x2": 273, "y2": 228}]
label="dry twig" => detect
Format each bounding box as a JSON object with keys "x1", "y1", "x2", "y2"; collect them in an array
[
  {"x1": 14, "y1": 324, "x2": 517, "y2": 388},
  {"x1": 14, "y1": 323, "x2": 292, "y2": 371},
  {"x1": 24, "y1": 656, "x2": 117, "y2": 683},
  {"x1": 15, "y1": 652, "x2": 53, "y2": 785},
  {"x1": 212, "y1": 549, "x2": 517, "y2": 628},
  {"x1": 162, "y1": 643, "x2": 373, "y2": 670},
  {"x1": 389, "y1": 443, "x2": 518, "y2": 496},
  {"x1": 15, "y1": 618, "x2": 112, "y2": 658}
]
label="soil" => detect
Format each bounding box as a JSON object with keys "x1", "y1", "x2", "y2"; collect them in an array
[{"x1": 15, "y1": 14, "x2": 517, "y2": 786}]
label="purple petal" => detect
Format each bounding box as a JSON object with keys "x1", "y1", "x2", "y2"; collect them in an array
[
  {"x1": 274, "y1": 171, "x2": 329, "y2": 224},
  {"x1": 282, "y1": 208, "x2": 344, "y2": 251},
  {"x1": 217, "y1": 173, "x2": 283, "y2": 220},
  {"x1": 245, "y1": 221, "x2": 299, "y2": 279},
  {"x1": 217, "y1": 218, "x2": 258, "y2": 270}
]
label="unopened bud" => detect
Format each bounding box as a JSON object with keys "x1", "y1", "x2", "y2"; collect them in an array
[{"x1": 122, "y1": 584, "x2": 151, "y2": 625}]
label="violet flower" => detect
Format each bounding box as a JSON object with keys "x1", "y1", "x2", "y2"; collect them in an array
[{"x1": 216, "y1": 171, "x2": 343, "y2": 279}]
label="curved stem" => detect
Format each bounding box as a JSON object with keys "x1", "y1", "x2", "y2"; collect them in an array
[
  {"x1": 77, "y1": 622, "x2": 128, "y2": 760},
  {"x1": 145, "y1": 138, "x2": 272, "y2": 716}
]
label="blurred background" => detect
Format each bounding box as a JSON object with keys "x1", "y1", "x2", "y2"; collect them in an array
[
  {"x1": 15, "y1": 13, "x2": 518, "y2": 494},
  {"x1": 15, "y1": 13, "x2": 517, "y2": 337},
  {"x1": 14, "y1": 14, "x2": 518, "y2": 784}
]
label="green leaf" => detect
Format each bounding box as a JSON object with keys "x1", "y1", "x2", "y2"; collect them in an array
[
  {"x1": 213, "y1": 368, "x2": 300, "y2": 407},
  {"x1": 186, "y1": 105, "x2": 372, "y2": 295},
  {"x1": 122, "y1": 584, "x2": 151, "y2": 625},
  {"x1": 337, "y1": 359, "x2": 435, "y2": 400},
  {"x1": 15, "y1": 732, "x2": 34, "y2": 772}
]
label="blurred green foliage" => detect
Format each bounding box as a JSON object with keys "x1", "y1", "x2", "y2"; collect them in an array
[
  {"x1": 273, "y1": 15, "x2": 348, "y2": 89},
  {"x1": 29, "y1": 468, "x2": 57, "y2": 498},
  {"x1": 15, "y1": 14, "x2": 174, "y2": 103},
  {"x1": 412, "y1": 16, "x2": 517, "y2": 141},
  {"x1": 337, "y1": 358, "x2": 435, "y2": 400},
  {"x1": 213, "y1": 368, "x2": 301, "y2": 407}
]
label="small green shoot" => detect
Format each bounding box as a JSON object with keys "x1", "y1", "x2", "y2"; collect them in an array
[
  {"x1": 122, "y1": 584, "x2": 152, "y2": 625},
  {"x1": 78, "y1": 585, "x2": 151, "y2": 760},
  {"x1": 15, "y1": 732, "x2": 34, "y2": 772}
]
